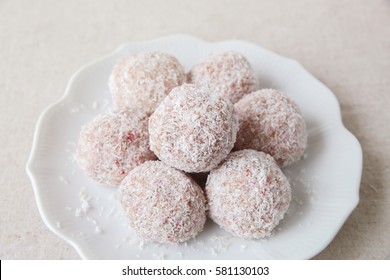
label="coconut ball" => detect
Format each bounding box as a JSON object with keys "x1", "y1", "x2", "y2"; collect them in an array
[
  {"x1": 109, "y1": 51, "x2": 186, "y2": 115},
  {"x1": 76, "y1": 108, "x2": 156, "y2": 186},
  {"x1": 119, "y1": 161, "x2": 207, "y2": 244},
  {"x1": 206, "y1": 149, "x2": 291, "y2": 239},
  {"x1": 188, "y1": 50, "x2": 259, "y2": 103},
  {"x1": 149, "y1": 83, "x2": 239, "y2": 173},
  {"x1": 235, "y1": 89, "x2": 307, "y2": 167}
]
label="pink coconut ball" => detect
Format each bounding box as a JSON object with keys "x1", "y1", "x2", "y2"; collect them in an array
[
  {"x1": 149, "y1": 83, "x2": 239, "y2": 173},
  {"x1": 76, "y1": 108, "x2": 156, "y2": 186},
  {"x1": 235, "y1": 89, "x2": 307, "y2": 167},
  {"x1": 109, "y1": 51, "x2": 186, "y2": 115},
  {"x1": 119, "y1": 160, "x2": 207, "y2": 244},
  {"x1": 188, "y1": 50, "x2": 259, "y2": 103},
  {"x1": 206, "y1": 149, "x2": 291, "y2": 239}
]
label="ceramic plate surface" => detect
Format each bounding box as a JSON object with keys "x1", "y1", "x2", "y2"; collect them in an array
[{"x1": 26, "y1": 35, "x2": 362, "y2": 259}]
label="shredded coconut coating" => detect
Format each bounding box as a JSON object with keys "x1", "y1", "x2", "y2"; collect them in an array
[
  {"x1": 76, "y1": 108, "x2": 156, "y2": 186},
  {"x1": 119, "y1": 161, "x2": 207, "y2": 244},
  {"x1": 149, "y1": 83, "x2": 239, "y2": 173},
  {"x1": 206, "y1": 149, "x2": 291, "y2": 239},
  {"x1": 235, "y1": 89, "x2": 307, "y2": 167},
  {"x1": 188, "y1": 51, "x2": 259, "y2": 103},
  {"x1": 109, "y1": 52, "x2": 186, "y2": 115}
]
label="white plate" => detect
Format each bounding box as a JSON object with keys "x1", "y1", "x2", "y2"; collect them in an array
[{"x1": 26, "y1": 35, "x2": 362, "y2": 259}]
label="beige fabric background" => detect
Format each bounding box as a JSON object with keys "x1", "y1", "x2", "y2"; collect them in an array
[{"x1": 0, "y1": 0, "x2": 389, "y2": 259}]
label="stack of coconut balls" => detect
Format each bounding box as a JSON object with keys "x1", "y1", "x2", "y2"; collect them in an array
[{"x1": 76, "y1": 51, "x2": 307, "y2": 244}]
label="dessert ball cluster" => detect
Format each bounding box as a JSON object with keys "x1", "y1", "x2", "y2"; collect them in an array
[{"x1": 76, "y1": 50, "x2": 307, "y2": 244}]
